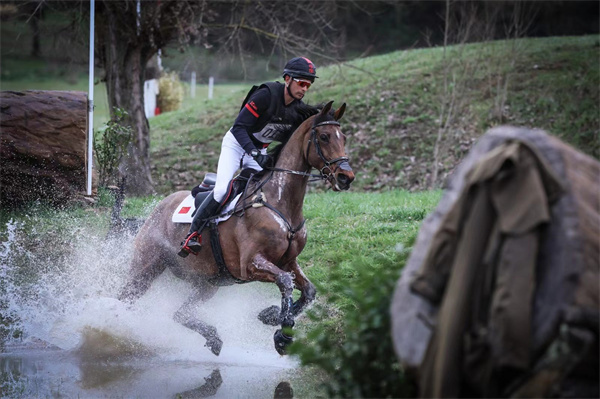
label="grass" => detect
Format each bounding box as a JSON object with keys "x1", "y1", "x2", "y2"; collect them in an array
[
  {"x1": 2, "y1": 25, "x2": 597, "y2": 194},
  {"x1": 0, "y1": 189, "x2": 441, "y2": 349},
  {"x1": 144, "y1": 34, "x2": 599, "y2": 194},
  {"x1": 0, "y1": 188, "x2": 440, "y2": 283}
]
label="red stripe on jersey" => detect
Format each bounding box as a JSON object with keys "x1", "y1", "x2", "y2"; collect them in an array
[{"x1": 245, "y1": 103, "x2": 259, "y2": 118}]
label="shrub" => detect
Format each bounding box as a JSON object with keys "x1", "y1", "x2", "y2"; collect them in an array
[
  {"x1": 94, "y1": 107, "x2": 133, "y2": 187},
  {"x1": 157, "y1": 71, "x2": 184, "y2": 112},
  {"x1": 290, "y1": 237, "x2": 417, "y2": 398}
]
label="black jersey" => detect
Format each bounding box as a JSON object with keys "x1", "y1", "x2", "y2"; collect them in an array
[{"x1": 231, "y1": 82, "x2": 304, "y2": 154}]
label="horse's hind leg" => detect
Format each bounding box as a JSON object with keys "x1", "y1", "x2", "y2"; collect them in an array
[
  {"x1": 173, "y1": 280, "x2": 222, "y2": 356},
  {"x1": 118, "y1": 254, "x2": 167, "y2": 303}
]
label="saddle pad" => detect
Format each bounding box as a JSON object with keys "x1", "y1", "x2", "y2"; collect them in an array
[{"x1": 171, "y1": 194, "x2": 242, "y2": 224}]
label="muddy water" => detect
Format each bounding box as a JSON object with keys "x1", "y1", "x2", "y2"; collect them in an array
[{"x1": 1, "y1": 220, "x2": 300, "y2": 398}]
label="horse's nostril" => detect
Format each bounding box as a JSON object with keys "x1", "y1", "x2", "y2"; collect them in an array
[{"x1": 337, "y1": 173, "x2": 354, "y2": 188}]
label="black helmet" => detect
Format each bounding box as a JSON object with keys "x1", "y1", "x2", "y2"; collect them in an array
[{"x1": 282, "y1": 57, "x2": 318, "y2": 81}]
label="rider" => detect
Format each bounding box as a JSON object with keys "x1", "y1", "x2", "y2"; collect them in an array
[{"x1": 178, "y1": 57, "x2": 318, "y2": 257}]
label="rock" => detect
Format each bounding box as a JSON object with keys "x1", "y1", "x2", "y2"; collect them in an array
[{"x1": 0, "y1": 90, "x2": 96, "y2": 207}]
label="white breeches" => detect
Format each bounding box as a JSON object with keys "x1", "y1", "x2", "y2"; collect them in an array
[{"x1": 213, "y1": 130, "x2": 265, "y2": 202}]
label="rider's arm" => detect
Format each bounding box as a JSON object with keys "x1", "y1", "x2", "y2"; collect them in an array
[{"x1": 231, "y1": 88, "x2": 271, "y2": 155}]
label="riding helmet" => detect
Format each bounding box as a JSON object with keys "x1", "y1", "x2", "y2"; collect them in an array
[{"x1": 282, "y1": 57, "x2": 318, "y2": 81}]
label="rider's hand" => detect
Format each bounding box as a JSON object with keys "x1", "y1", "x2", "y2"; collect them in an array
[
  {"x1": 254, "y1": 153, "x2": 273, "y2": 169},
  {"x1": 250, "y1": 148, "x2": 273, "y2": 168}
]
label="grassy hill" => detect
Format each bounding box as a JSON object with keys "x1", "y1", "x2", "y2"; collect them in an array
[{"x1": 149, "y1": 34, "x2": 599, "y2": 194}]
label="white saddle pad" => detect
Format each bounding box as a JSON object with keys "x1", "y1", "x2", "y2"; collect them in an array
[{"x1": 171, "y1": 194, "x2": 241, "y2": 224}]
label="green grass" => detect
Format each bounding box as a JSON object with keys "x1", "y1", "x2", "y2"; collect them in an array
[
  {"x1": 2, "y1": 32, "x2": 597, "y2": 194},
  {"x1": 0, "y1": 189, "x2": 440, "y2": 349},
  {"x1": 147, "y1": 34, "x2": 599, "y2": 194}
]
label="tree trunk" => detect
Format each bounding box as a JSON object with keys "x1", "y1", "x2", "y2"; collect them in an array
[
  {"x1": 99, "y1": 3, "x2": 155, "y2": 196},
  {"x1": 29, "y1": 11, "x2": 41, "y2": 58},
  {"x1": 0, "y1": 90, "x2": 94, "y2": 207}
]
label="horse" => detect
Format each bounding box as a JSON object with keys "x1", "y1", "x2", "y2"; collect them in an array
[{"x1": 118, "y1": 101, "x2": 355, "y2": 356}]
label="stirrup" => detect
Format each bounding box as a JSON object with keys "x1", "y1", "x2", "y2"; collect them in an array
[{"x1": 177, "y1": 232, "x2": 202, "y2": 258}]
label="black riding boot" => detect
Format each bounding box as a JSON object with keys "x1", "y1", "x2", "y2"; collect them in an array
[{"x1": 177, "y1": 194, "x2": 221, "y2": 258}]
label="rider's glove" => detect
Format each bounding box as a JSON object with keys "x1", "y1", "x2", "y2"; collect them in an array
[{"x1": 250, "y1": 149, "x2": 273, "y2": 169}]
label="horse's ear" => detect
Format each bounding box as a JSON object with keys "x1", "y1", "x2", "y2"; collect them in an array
[
  {"x1": 334, "y1": 103, "x2": 346, "y2": 121},
  {"x1": 321, "y1": 100, "x2": 334, "y2": 116}
]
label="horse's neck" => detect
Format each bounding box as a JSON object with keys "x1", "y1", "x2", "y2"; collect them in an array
[{"x1": 264, "y1": 127, "x2": 310, "y2": 216}]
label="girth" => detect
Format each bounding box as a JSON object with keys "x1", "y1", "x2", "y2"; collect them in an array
[
  {"x1": 207, "y1": 221, "x2": 249, "y2": 287},
  {"x1": 204, "y1": 172, "x2": 305, "y2": 286}
]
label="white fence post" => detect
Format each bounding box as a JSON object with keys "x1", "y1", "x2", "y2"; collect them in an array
[
  {"x1": 87, "y1": 0, "x2": 95, "y2": 196},
  {"x1": 190, "y1": 71, "x2": 196, "y2": 99},
  {"x1": 208, "y1": 76, "x2": 214, "y2": 100}
]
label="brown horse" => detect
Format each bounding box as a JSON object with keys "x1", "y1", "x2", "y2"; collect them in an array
[{"x1": 118, "y1": 101, "x2": 355, "y2": 356}]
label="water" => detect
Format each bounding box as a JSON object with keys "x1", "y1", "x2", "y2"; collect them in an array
[{"x1": 0, "y1": 217, "x2": 298, "y2": 398}]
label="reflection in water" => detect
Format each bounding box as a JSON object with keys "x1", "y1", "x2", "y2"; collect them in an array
[
  {"x1": 1, "y1": 356, "x2": 26, "y2": 398},
  {"x1": 274, "y1": 381, "x2": 294, "y2": 399},
  {"x1": 176, "y1": 369, "x2": 223, "y2": 398},
  {"x1": 78, "y1": 361, "x2": 144, "y2": 389},
  {"x1": 0, "y1": 349, "x2": 296, "y2": 398}
]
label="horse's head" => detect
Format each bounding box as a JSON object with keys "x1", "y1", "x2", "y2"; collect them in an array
[{"x1": 307, "y1": 101, "x2": 355, "y2": 191}]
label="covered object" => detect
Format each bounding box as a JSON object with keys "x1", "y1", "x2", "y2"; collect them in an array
[{"x1": 391, "y1": 126, "x2": 599, "y2": 397}]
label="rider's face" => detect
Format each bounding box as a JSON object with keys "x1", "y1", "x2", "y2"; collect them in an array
[{"x1": 286, "y1": 76, "x2": 311, "y2": 100}]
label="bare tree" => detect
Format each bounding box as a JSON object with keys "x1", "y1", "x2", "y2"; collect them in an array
[
  {"x1": 431, "y1": 0, "x2": 538, "y2": 188},
  {"x1": 92, "y1": 0, "x2": 338, "y2": 196}
]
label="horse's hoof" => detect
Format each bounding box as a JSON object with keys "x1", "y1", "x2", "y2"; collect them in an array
[
  {"x1": 274, "y1": 329, "x2": 293, "y2": 355},
  {"x1": 258, "y1": 305, "x2": 281, "y2": 326},
  {"x1": 205, "y1": 336, "x2": 223, "y2": 356}
]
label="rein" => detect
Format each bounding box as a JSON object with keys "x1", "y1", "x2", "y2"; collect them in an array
[{"x1": 228, "y1": 117, "x2": 349, "y2": 243}]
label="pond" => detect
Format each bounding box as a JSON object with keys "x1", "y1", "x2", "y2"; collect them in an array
[{"x1": 1, "y1": 221, "x2": 300, "y2": 398}]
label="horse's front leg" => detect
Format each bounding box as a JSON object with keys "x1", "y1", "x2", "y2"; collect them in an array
[
  {"x1": 249, "y1": 254, "x2": 296, "y2": 355},
  {"x1": 289, "y1": 262, "x2": 316, "y2": 317},
  {"x1": 258, "y1": 260, "x2": 316, "y2": 325}
]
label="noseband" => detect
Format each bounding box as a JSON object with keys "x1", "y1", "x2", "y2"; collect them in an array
[{"x1": 307, "y1": 120, "x2": 350, "y2": 180}]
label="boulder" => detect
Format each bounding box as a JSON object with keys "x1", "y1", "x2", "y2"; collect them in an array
[{"x1": 0, "y1": 90, "x2": 96, "y2": 207}]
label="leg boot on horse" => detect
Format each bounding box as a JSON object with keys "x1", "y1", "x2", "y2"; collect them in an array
[{"x1": 178, "y1": 193, "x2": 221, "y2": 258}]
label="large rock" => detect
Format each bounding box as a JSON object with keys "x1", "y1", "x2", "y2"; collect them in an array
[{"x1": 0, "y1": 90, "x2": 95, "y2": 207}]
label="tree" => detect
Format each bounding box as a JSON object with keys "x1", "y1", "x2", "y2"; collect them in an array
[{"x1": 93, "y1": 0, "x2": 338, "y2": 196}]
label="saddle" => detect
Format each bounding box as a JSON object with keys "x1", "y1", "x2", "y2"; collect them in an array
[
  {"x1": 191, "y1": 168, "x2": 259, "y2": 215},
  {"x1": 185, "y1": 169, "x2": 259, "y2": 287},
  {"x1": 173, "y1": 169, "x2": 259, "y2": 224}
]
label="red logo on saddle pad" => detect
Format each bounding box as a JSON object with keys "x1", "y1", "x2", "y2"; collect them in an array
[{"x1": 179, "y1": 206, "x2": 191, "y2": 214}]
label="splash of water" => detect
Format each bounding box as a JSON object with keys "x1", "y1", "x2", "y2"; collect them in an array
[{"x1": 0, "y1": 212, "x2": 296, "y2": 369}]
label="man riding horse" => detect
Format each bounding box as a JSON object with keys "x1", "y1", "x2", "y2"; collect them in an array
[{"x1": 178, "y1": 57, "x2": 319, "y2": 257}]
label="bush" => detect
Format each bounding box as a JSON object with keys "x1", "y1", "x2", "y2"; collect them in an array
[
  {"x1": 290, "y1": 237, "x2": 417, "y2": 398},
  {"x1": 94, "y1": 107, "x2": 132, "y2": 187},
  {"x1": 157, "y1": 71, "x2": 184, "y2": 113}
]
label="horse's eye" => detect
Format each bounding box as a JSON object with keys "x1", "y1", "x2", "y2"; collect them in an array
[{"x1": 320, "y1": 133, "x2": 329, "y2": 142}]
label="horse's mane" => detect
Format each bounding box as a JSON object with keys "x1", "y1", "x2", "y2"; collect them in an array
[{"x1": 268, "y1": 102, "x2": 334, "y2": 162}]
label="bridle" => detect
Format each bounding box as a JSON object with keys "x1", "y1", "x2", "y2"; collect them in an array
[
  {"x1": 307, "y1": 120, "x2": 351, "y2": 180},
  {"x1": 235, "y1": 118, "x2": 351, "y2": 242},
  {"x1": 270, "y1": 119, "x2": 350, "y2": 182}
]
